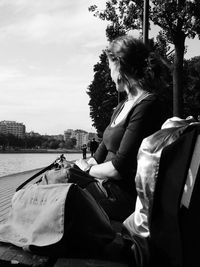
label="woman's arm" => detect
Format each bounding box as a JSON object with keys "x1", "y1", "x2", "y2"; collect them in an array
[
  {"x1": 75, "y1": 158, "x2": 121, "y2": 180},
  {"x1": 89, "y1": 161, "x2": 121, "y2": 180},
  {"x1": 93, "y1": 141, "x2": 108, "y2": 164}
]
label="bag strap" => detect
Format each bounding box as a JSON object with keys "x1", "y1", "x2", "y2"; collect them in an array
[{"x1": 16, "y1": 154, "x2": 66, "y2": 192}]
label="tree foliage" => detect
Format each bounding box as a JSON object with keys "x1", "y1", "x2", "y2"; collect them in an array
[
  {"x1": 89, "y1": 0, "x2": 143, "y2": 41},
  {"x1": 151, "y1": 1, "x2": 200, "y2": 42},
  {"x1": 0, "y1": 134, "x2": 77, "y2": 150},
  {"x1": 150, "y1": 0, "x2": 200, "y2": 116}
]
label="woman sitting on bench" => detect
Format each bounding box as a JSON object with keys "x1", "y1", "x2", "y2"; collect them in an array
[{"x1": 73, "y1": 34, "x2": 170, "y2": 221}]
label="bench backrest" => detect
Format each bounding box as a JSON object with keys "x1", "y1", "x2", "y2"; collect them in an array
[{"x1": 149, "y1": 124, "x2": 200, "y2": 267}]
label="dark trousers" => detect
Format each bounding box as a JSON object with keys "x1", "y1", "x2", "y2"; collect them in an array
[
  {"x1": 67, "y1": 166, "x2": 136, "y2": 221},
  {"x1": 82, "y1": 150, "x2": 86, "y2": 159}
]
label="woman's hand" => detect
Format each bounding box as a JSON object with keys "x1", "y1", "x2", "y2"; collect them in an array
[
  {"x1": 87, "y1": 157, "x2": 98, "y2": 165},
  {"x1": 75, "y1": 159, "x2": 91, "y2": 172}
]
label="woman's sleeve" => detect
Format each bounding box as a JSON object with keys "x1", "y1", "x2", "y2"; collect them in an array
[
  {"x1": 93, "y1": 141, "x2": 108, "y2": 164},
  {"x1": 93, "y1": 103, "x2": 123, "y2": 164},
  {"x1": 112, "y1": 100, "x2": 162, "y2": 177}
]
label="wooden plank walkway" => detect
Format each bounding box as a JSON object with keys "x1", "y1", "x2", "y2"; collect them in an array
[{"x1": 0, "y1": 168, "x2": 43, "y2": 223}]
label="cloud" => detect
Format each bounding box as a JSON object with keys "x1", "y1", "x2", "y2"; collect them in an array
[
  {"x1": 0, "y1": 68, "x2": 92, "y2": 132},
  {"x1": 0, "y1": 67, "x2": 25, "y2": 81},
  {"x1": 0, "y1": 0, "x2": 107, "y2": 46},
  {"x1": 0, "y1": 0, "x2": 108, "y2": 134}
]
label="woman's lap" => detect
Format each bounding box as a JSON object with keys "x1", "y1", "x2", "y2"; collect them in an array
[{"x1": 67, "y1": 166, "x2": 135, "y2": 221}]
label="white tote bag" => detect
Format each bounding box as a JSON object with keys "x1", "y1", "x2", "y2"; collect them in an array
[{"x1": 0, "y1": 183, "x2": 72, "y2": 250}]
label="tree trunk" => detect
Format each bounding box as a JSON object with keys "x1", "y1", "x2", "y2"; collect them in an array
[{"x1": 173, "y1": 32, "x2": 185, "y2": 117}]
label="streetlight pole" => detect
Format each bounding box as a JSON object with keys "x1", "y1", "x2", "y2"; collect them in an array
[{"x1": 143, "y1": 0, "x2": 149, "y2": 45}]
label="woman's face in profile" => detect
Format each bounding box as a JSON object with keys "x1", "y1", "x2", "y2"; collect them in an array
[{"x1": 108, "y1": 58, "x2": 125, "y2": 92}]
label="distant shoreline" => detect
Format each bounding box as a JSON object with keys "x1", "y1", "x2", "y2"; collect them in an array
[{"x1": 0, "y1": 149, "x2": 83, "y2": 154}]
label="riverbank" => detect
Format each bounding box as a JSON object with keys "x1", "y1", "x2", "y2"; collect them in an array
[{"x1": 0, "y1": 148, "x2": 82, "y2": 154}]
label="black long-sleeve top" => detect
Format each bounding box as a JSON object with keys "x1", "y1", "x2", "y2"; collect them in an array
[{"x1": 93, "y1": 94, "x2": 169, "y2": 196}]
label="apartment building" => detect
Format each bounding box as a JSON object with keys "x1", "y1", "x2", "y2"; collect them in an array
[
  {"x1": 0, "y1": 120, "x2": 25, "y2": 138},
  {"x1": 64, "y1": 129, "x2": 73, "y2": 141}
]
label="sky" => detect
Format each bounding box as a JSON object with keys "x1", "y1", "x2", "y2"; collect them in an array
[{"x1": 0, "y1": 0, "x2": 199, "y2": 135}]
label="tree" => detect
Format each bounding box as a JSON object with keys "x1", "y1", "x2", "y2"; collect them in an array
[
  {"x1": 48, "y1": 140, "x2": 60, "y2": 149},
  {"x1": 71, "y1": 137, "x2": 77, "y2": 148},
  {"x1": 24, "y1": 135, "x2": 45, "y2": 149},
  {"x1": 58, "y1": 141, "x2": 65, "y2": 149},
  {"x1": 150, "y1": 0, "x2": 200, "y2": 117},
  {"x1": 89, "y1": 0, "x2": 143, "y2": 42},
  {"x1": 64, "y1": 138, "x2": 77, "y2": 149}
]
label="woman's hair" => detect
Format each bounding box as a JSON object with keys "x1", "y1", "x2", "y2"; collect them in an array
[{"x1": 106, "y1": 35, "x2": 170, "y2": 95}]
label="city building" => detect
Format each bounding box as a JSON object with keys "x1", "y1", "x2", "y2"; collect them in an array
[
  {"x1": 0, "y1": 120, "x2": 25, "y2": 138},
  {"x1": 74, "y1": 131, "x2": 89, "y2": 149},
  {"x1": 64, "y1": 129, "x2": 73, "y2": 142}
]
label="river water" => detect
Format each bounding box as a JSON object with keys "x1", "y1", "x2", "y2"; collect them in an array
[{"x1": 0, "y1": 153, "x2": 82, "y2": 177}]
